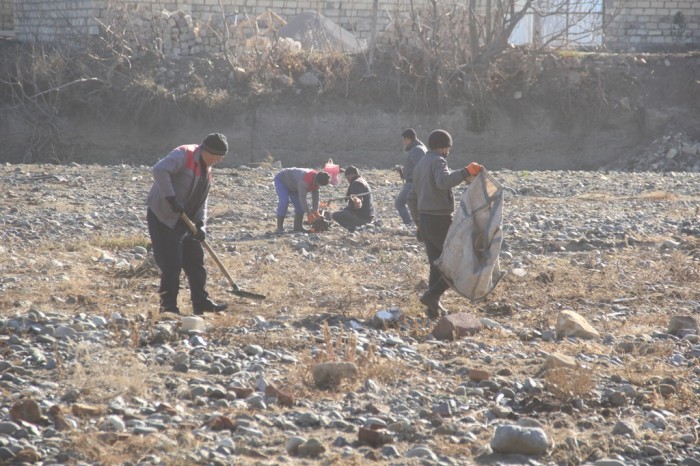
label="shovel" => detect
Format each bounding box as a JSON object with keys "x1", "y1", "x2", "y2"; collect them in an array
[{"x1": 180, "y1": 213, "x2": 266, "y2": 300}]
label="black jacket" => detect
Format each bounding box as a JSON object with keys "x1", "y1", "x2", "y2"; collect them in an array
[{"x1": 344, "y1": 176, "x2": 374, "y2": 218}]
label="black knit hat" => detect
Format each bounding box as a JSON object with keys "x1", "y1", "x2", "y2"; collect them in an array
[
  {"x1": 315, "y1": 171, "x2": 331, "y2": 186},
  {"x1": 344, "y1": 166, "x2": 360, "y2": 177},
  {"x1": 428, "y1": 129, "x2": 452, "y2": 150},
  {"x1": 201, "y1": 133, "x2": 228, "y2": 156},
  {"x1": 401, "y1": 128, "x2": 417, "y2": 140}
]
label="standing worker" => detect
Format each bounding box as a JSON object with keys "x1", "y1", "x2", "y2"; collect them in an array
[
  {"x1": 331, "y1": 166, "x2": 375, "y2": 232},
  {"x1": 146, "y1": 133, "x2": 230, "y2": 315},
  {"x1": 274, "y1": 167, "x2": 331, "y2": 233},
  {"x1": 412, "y1": 129, "x2": 482, "y2": 318},
  {"x1": 395, "y1": 128, "x2": 427, "y2": 230}
]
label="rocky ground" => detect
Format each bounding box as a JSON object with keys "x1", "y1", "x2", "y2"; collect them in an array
[{"x1": 1, "y1": 162, "x2": 700, "y2": 466}]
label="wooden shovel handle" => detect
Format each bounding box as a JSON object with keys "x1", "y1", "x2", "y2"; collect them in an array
[{"x1": 179, "y1": 213, "x2": 240, "y2": 291}]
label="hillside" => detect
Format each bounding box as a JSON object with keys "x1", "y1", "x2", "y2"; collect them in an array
[{"x1": 0, "y1": 40, "x2": 699, "y2": 171}]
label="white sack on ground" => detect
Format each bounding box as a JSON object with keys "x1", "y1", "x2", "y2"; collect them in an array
[{"x1": 435, "y1": 169, "x2": 504, "y2": 301}]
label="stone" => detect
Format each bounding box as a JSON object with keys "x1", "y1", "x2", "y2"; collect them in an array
[
  {"x1": 265, "y1": 384, "x2": 295, "y2": 407},
  {"x1": 468, "y1": 368, "x2": 490, "y2": 382},
  {"x1": 297, "y1": 438, "x2": 326, "y2": 458},
  {"x1": 432, "y1": 313, "x2": 483, "y2": 341},
  {"x1": 668, "y1": 316, "x2": 698, "y2": 337},
  {"x1": 555, "y1": 310, "x2": 600, "y2": 339},
  {"x1": 612, "y1": 420, "x2": 636, "y2": 436},
  {"x1": 594, "y1": 460, "x2": 627, "y2": 466},
  {"x1": 180, "y1": 316, "x2": 205, "y2": 332},
  {"x1": 405, "y1": 446, "x2": 438, "y2": 460},
  {"x1": 544, "y1": 352, "x2": 577, "y2": 370},
  {"x1": 285, "y1": 436, "x2": 307, "y2": 455},
  {"x1": 491, "y1": 425, "x2": 549, "y2": 455},
  {"x1": 358, "y1": 426, "x2": 393, "y2": 447},
  {"x1": 10, "y1": 399, "x2": 43, "y2": 425},
  {"x1": 372, "y1": 307, "x2": 403, "y2": 329},
  {"x1": 312, "y1": 362, "x2": 358, "y2": 388}
]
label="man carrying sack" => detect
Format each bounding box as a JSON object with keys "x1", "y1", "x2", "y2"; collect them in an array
[{"x1": 412, "y1": 129, "x2": 483, "y2": 319}]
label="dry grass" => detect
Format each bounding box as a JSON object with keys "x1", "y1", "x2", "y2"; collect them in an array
[
  {"x1": 3, "y1": 164, "x2": 700, "y2": 464},
  {"x1": 68, "y1": 346, "x2": 155, "y2": 402}
]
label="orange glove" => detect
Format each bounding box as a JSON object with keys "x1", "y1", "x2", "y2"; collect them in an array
[
  {"x1": 307, "y1": 211, "x2": 321, "y2": 224},
  {"x1": 466, "y1": 162, "x2": 482, "y2": 176},
  {"x1": 350, "y1": 195, "x2": 362, "y2": 209}
]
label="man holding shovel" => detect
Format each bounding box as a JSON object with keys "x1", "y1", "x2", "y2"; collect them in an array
[{"x1": 146, "y1": 133, "x2": 229, "y2": 315}]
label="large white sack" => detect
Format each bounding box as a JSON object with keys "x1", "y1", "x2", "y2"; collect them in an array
[{"x1": 435, "y1": 169, "x2": 504, "y2": 301}]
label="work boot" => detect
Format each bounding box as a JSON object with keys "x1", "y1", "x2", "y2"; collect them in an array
[
  {"x1": 193, "y1": 300, "x2": 228, "y2": 316},
  {"x1": 420, "y1": 292, "x2": 447, "y2": 319},
  {"x1": 160, "y1": 306, "x2": 181, "y2": 315},
  {"x1": 293, "y1": 214, "x2": 309, "y2": 233},
  {"x1": 276, "y1": 216, "x2": 285, "y2": 234}
]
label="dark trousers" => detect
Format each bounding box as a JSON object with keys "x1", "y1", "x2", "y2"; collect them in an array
[
  {"x1": 147, "y1": 209, "x2": 209, "y2": 309},
  {"x1": 332, "y1": 209, "x2": 372, "y2": 232},
  {"x1": 420, "y1": 213, "x2": 452, "y2": 297}
]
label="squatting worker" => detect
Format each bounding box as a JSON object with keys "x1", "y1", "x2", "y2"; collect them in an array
[
  {"x1": 412, "y1": 129, "x2": 482, "y2": 319},
  {"x1": 396, "y1": 128, "x2": 427, "y2": 232},
  {"x1": 146, "y1": 133, "x2": 230, "y2": 316},
  {"x1": 332, "y1": 166, "x2": 375, "y2": 232},
  {"x1": 274, "y1": 167, "x2": 331, "y2": 233}
]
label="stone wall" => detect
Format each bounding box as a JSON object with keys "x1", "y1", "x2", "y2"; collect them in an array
[
  {"x1": 11, "y1": 0, "x2": 700, "y2": 51},
  {"x1": 606, "y1": 0, "x2": 700, "y2": 50},
  {"x1": 0, "y1": 0, "x2": 12, "y2": 32},
  {"x1": 13, "y1": 0, "x2": 395, "y2": 50}
]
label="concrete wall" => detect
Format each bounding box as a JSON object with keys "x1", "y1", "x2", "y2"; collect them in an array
[{"x1": 605, "y1": 0, "x2": 700, "y2": 50}]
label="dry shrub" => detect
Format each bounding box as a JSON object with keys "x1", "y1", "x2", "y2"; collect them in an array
[
  {"x1": 69, "y1": 346, "x2": 154, "y2": 401},
  {"x1": 67, "y1": 431, "x2": 185, "y2": 465},
  {"x1": 545, "y1": 367, "x2": 595, "y2": 401},
  {"x1": 666, "y1": 250, "x2": 700, "y2": 282}
]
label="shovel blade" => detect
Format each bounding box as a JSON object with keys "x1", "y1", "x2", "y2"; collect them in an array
[{"x1": 230, "y1": 288, "x2": 266, "y2": 300}]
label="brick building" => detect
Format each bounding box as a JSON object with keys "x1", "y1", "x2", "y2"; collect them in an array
[{"x1": 0, "y1": 0, "x2": 698, "y2": 51}]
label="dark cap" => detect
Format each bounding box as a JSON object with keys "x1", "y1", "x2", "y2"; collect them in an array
[
  {"x1": 428, "y1": 129, "x2": 453, "y2": 150},
  {"x1": 201, "y1": 133, "x2": 228, "y2": 156},
  {"x1": 315, "y1": 171, "x2": 330, "y2": 186},
  {"x1": 401, "y1": 128, "x2": 417, "y2": 140},
  {"x1": 344, "y1": 166, "x2": 360, "y2": 177}
]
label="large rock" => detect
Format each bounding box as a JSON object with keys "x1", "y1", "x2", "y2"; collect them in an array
[
  {"x1": 544, "y1": 352, "x2": 577, "y2": 370},
  {"x1": 10, "y1": 399, "x2": 44, "y2": 425},
  {"x1": 312, "y1": 362, "x2": 358, "y2": 388},
  {"x1": 555, "y1": 310, "x2": 600, "y2": 339},
  {"x1": 668, "y1": 315, "x2": 698, "y2": 336},
  {"x1": 491, "y1": 424, "x2": 549, "y2": 455},
  {"x1": 432, "y1": 313, "x2": 483, "y2": 341}
]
